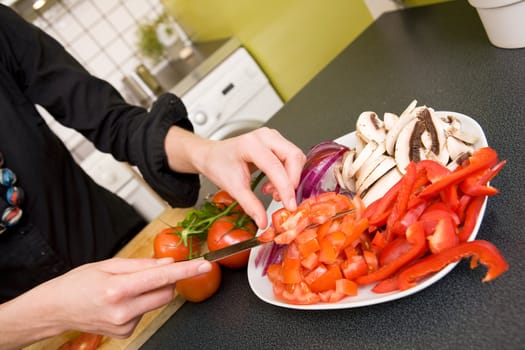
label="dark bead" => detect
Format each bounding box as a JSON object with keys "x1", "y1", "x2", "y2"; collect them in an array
[
  {"x1": 2, "y1": 206, "x2": 22, "y2": 226},
  {"x1": 0, "y1": 168, "x2": 16, "y2": 187},
  {"x1": 7, "y1": 186, "x2": 24, "y2": 206}
]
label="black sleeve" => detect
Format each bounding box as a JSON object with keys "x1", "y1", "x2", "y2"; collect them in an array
[{"x1": 0, "y1": 5, "x2": 199, "y2": 207}]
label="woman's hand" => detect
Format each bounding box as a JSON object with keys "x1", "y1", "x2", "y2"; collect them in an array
[
  {"x1": 0, "y1": 258, "x2": 212, "y2": 349},
  {"x1": 164, "y1": 127, "x2": 306, "y2": 228}
]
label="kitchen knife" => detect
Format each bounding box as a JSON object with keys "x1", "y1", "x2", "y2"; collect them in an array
[{"x1": 202, "y1": 208, "x2": 355, "y2": 262}]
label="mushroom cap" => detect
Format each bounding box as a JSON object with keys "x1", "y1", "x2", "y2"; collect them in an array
[{"x1": 356, "y1": 111, "x2": 386, "y2": 144}]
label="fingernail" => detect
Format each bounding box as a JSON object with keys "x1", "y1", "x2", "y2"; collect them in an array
[
  {"x1": 156, "y1": 257, "x2": 174, "y2": 265},
  {"x1": 287, "y1": 199, "x2": 297, "y2": 211},
  {"x1": 198, "y1": 261, "x2": 212, "y2": 273}
]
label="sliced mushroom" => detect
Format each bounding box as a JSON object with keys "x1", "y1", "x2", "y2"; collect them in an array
[
  {"x1": 446, "y1": 135, "x2": 474, "y2": 160},
  {"x1": 399, "y1": 99, "x2": 418, "y2": 119},
  {"x1": 421, "y1": 130, "x2": 432, "y2": 151},
  {"x1": 450, "y1": 129, "x2": 479, "y2": 145},
  {"x1": 428, "y1": 109, "x2": 450, "y2": 165},
  {"x1": 385, "y1": 105, "x2": 422, "y2": 156},
  {"x1": 346, "y1": 140, "x2": 381, "y2": 179},
  {"x1": 446, "y1": 151, "x2": 472, "y2": 171},
  {"x1": 355, "y1": 133, "x2": 367, "y2": 154},
  {"x1": 339, "y1": 150, "x2": 357, "y2": 193},
  {"x1": 356, "y1": 111, "x2": 386, "y2": 144},
  {"x1": 420, "y1": 108, "x2": 441, "y2": 156},
  {"x1": 356, "y1": 155, "x2": 397, "y2": 195},
  {"x1": 362, "y1": 167, "x2": 403, "y2": 206},
  {"x1": 383, "y1": 112, "x2": 399, "y2": 131},
  {"x1": 394, "y1": 118, "x2": 419, "y2": 173},
  {"x1": 355, "y1": 142, "x2": 387, "y2": 182},
  {"x1": 443, "y1": 114, "x2": 479, "y2": 145}
]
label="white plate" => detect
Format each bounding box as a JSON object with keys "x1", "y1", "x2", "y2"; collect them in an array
[{"x1": 247, "y1": 111, "x2": 489, "y2": 310}]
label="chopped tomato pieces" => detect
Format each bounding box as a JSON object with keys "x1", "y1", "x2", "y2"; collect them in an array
[
  {"x1": 282, "y1": 258, "x2": 302, "y2": 284},
  {"x1": 336, "y1": 278, "x2": 358, "y2": 296},
  {"x1": 308, "y1": 264, "x2": 342, "y2": 293}
]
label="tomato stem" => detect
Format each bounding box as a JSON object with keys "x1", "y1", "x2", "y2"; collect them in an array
[{"x1": 175, "y1": 172, "x2": 267, "y2": 249}]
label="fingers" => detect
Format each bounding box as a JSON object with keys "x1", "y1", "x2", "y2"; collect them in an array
[
  {"x1": 262, "y1": 128, "x2": 306, "y2": 189},
  {"x1": 117, "y1": 259, "x2": 212, "y2": 297},
  {"x1": 230, "y1": 186, "x2": 269, "y2": 228},
  {"x1": 94, "y1": 257, "x2": 175, "y2": 274},
  {"x1": 252, "y1": 128, "x2": 305, "y2": 210},
  {"x1": 122, "y1": 285, "x2": 176, "y2": 323}
]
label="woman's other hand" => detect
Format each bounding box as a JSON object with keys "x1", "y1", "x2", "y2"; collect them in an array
[
  {"x1": 0, "y1": 258, "x2": 212, "y2": 349},
  {"x1": 164, "y1": 127, "x2": 306, "y2": 228}
]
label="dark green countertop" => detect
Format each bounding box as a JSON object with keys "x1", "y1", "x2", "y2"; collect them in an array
[{"x1": 143, "y1": 1, "x2": 525, "y2": 349}]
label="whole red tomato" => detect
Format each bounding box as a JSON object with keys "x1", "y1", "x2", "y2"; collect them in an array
[
  {"x1": 176, "y1": 261, "x2": 222, "y2": 302},
  {"x1": 153, "y1": 227, "x2": 201, "y2": 261},
  {"x1": 207, "y1": 215, "x2": 256, "y2": 269}
]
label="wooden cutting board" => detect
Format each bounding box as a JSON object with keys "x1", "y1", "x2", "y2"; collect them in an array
[{"x1": 24, "y1": 207, "x2": 191, "y2": 350}]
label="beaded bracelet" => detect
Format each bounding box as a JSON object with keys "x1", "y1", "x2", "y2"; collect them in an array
[{"x1": 0, "y1": 152, "x2": 24, "y2": 234}]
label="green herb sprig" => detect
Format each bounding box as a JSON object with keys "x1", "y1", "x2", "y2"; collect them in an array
[{"x1": 171, "y1": 172, "x2": 266, "y2": 246}]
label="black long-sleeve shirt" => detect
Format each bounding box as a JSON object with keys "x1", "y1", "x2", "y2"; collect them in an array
[{"x1": 0, "y1": 5, "x2": 199, "y2": 302}]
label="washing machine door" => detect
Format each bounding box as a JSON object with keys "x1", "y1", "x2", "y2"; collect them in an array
[{"x1": 207, "y1": 119, "x2": 265, "y2": 141}]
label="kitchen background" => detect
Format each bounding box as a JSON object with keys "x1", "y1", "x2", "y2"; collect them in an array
[{"x1": 4, "y1": 0, "x2": 450, "y2": 102}]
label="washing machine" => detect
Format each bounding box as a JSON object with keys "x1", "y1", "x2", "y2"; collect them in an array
[
  {"x1": 181, "y1": 47, "x2": 283, "y2": 140},
  {"x1": 180, "y1": 47, "x2": 284, "y2": 204}
]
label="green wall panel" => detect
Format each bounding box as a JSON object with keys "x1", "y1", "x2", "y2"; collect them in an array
[{"x1": 162, "y1": 0, "x2": 373, "y2": 101}]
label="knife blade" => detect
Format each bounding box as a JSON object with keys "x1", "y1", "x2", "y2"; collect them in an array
[{"x1": 202, "y1": 208, "x2": 355, "y2": 262}]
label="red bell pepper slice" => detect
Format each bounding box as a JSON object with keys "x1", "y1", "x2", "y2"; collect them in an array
[
  {"x1": 391, "y1": 201, "x2": 428, "y2": 236},
  {"x1": 418, "y1": 147, "x2": 499, "y2": 199},
  {"x1": 394, "y1": 161, "x2": 418, "y2": 218},
  {"x1": 459, "y1": 159, "x2": 506, "y2": 197},
  {"x1": 366, "y1": 180, "x2": 401, "y2": 227},
  {"x1": 458, "y1": 195, "x2": 486, "y2": 242},
  {"x1": 398, "y1": 240, "x2": 509, "y2": 290},
  {"x1": 378, "y1": 236, "x2": 413, "y2": 267},
  {"x1": 420, "y1": 202, "x2": 460, "y2": 236},
  {"x1": 441, "y1": 183, "x2": 459, "y2": 212},
  {"x1": 372, "y1": 275, "x2": 399, "y2": 293},
  {"x1": 427, "y1": 216, "x2": 459, "y2": 254},
  {"x1": 355, "y1": 221, "x2": 427, "y2": 285},
  {"x1": 415, "y1": 159, "x2": 451, "y2": 183},
  {"x1": 456, "y1": 194, "x2": 472, "y2": 222},
  {"x1": 385, "y1": 161, "x2": 418, "y2": 240}
]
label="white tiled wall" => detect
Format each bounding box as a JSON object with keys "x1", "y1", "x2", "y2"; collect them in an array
[{"x1": 28, "y1": 0, "x2": 165, "y2": 92}]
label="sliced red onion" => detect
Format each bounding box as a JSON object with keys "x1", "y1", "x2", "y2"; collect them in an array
[
  {"x1": 254, "y1": 241, "x2": 271, "y2": 267},
  {"x1": 296, "y1": 141, "x2": 349, "y2": 202},
  {"x1": 261, "y1": 242, "x2": 285, "y2": 276}
]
